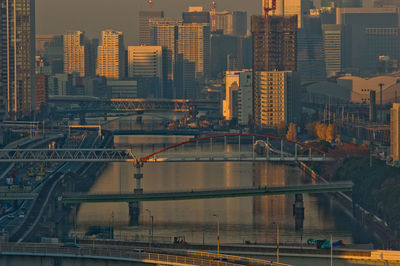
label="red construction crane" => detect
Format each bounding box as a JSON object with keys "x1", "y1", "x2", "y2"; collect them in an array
[
  {"x1": 263, "y1": 0, "x2": 276, "y2": 21},
  {"x1": 147, "y1": 0, "x2": 153, "y2": 11},
  {"x1": 211, "y1": 1, "x2": 217, "y2": 32}
]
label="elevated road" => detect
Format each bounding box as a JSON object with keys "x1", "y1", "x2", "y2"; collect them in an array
[
  {"x1": 0, "y1": 192, "x2": 37, "y2": 200},
  {"x1": 62, "y1": 182, "x2": 353, "y2": 203}
]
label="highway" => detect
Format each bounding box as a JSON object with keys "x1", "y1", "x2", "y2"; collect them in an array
[{"x1": 62, "y1": 182, "x2": 353, "y2": 203}]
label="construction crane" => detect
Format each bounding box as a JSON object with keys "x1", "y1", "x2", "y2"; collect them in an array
[
  {"x1": 211, "y1": 1, "x2": 217, "y2": 32},
  {"x1": 263, "y1": 0, "x2": 276, "y2": 21},
  {"x1": 147, "y1": 0, "x2": 153, "y2": 11}
]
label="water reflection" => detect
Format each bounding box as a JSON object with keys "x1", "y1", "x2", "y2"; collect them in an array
[{"x1": 75, "y1": 135, "x2": 353, "y2": 245}]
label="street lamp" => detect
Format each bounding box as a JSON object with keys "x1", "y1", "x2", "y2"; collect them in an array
[
  {"x1": 273, "y1": 222, "x2": 279, "y2": 263},
  {"x1": 145, "y1": 209, "x2": 154, "y2": 247},
  {"x1": 213, "y1": 214, "x2": 220, "y2": 255}
]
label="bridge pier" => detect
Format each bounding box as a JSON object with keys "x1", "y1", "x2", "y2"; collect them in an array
[
  {"x1": 129, "y1": 165, "x2": 143, "y2": 226},
  {"x1": 293, "y1": 194, "x2": 304, "y2": 232}
]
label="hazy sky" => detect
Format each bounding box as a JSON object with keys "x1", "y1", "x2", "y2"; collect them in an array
[{"x1": 36, "y1": 0, "x2": 264, "y2": 45}]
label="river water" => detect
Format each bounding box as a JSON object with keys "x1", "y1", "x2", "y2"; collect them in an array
[{"x1": 72, "y1": 134, "x2": 367, "y2": 247}]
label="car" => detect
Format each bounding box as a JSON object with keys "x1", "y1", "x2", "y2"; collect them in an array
[
  {"x1": 7, "y1": 214, "x2": 15, "y2": 219},
  {"x1": 61, "y1": 243, "x2": 82, "y2": 248},
  {"x1": 130, "y1": 248, "x2": 145, "y2": 253}
]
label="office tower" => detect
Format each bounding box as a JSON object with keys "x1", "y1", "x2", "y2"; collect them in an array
[
  {"x1": 175, "y1": 54, "x2": 196, "y2": 99},
  {"x1": 182, "y1": 7, "x2": 210, "y2": 24},
  {"x1": 366, "y1": 28, "x2": 400, "y2": 73},
  {"x1": 177, "y1": 23, "x2": 210, "y2": 80},
  {"x1": 297, "y1": 15, "x2": 326, "y2": 81},
  {"x1": 252, "y1": 15, "x2": 297, "y2": 72},
  {"x1": 264, "y1": 0, "x2": 314, "y2": 28},
  {"x1": 64, "y1": 31, "x2": 87, "y2": 77},
  {"x1": 370, "y1": 90, "x2": 376, "y2": 122},
  {"x1": 322, "y1": 24, "x2": 345, "y2": 77},
  {"x1": 210, "y1": 33, "x2": 242, "y2": 77},
  {"x1": 254, "y1": 71, "x2": 300, "y2": 127},
  {"x1": 214, "y1": 11, "x2": 247, "y2": 36},
  {"x1": 0, "y1": 0, "x2": 36, "y2": 119},
  {"x1": 139, "y1": 11, "x2": 164, "y2": 45},
  {"x1": 127, "y1": 46, "x2": 164, "y2": 98},
  {"x1": 223, "y1": 70, "x2": 253, "y2": 125},
  {"x1": 107, "y1": 80, "x2": 138, "y2": 98},
  {"x1": 149, "y1": 18, "x2": 182, "y2": 97},
  {"x1": 97, "y1": 30, "x2": 125, "y2": 80},
  {"x1": 336, "y1": 7, "x2": 399, "y2": 73},
  {"x1": 35, "y1": 74, "x2": 47, "y2": 112},
  {"x1": 391, "y1": 103, "x2": 400, "y2": 161}
]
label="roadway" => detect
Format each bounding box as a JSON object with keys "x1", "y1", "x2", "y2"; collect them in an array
[{"x1": 61, "y1": 182, "x2": 353, "y2": 203}]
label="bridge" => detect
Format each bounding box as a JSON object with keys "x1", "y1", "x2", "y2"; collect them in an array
[
  {"x1": 62, "y1": 182, "x2": 353, "y2": 203},
  {"x1": 49, "y1": 97, "x2": 219, "y2": 114},
  {"x1": 0, "y1": 242, "x2": 288, "y2": 266}
]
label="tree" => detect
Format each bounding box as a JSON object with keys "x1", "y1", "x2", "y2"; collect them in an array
[
  {"x1": 326, "y1": 124, "x2": 338, "y2": 142},
  {"x1": 277, "y1": 121, "x2": 286, "y2": 137},
  {"x1": 315, "y1": 122, "x2": 327, "y2": 140},
  {"x1": 286, "y1": 123, "x2": 297, "y2": 141}
]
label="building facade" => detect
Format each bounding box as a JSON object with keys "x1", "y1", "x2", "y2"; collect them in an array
[
  {"x1": 254, "y1": 71, "x2": 300, "y2": 127},
  {"x1": 390, "y1": 103, "x2": 400, "y2": 161},
  {"x1": 252, "y1": 15, "x2": 297, "y2": 72},
  {"x1": 214, "y1": 11, "x2": 247, "y2": 36},
  {"x1": 127, "y1": 46, "x2": 164, "y2": 98},
  {"x1": 0, "y1": 0, "x2": 36, "y2": 119},
  {"x1": 139, "y1": 11, "x2": 164, "y2": 46},
  {"x1": 263, "y1": 0, "x2": 314, "y2": 28},
  {"x1": 63, "y1": 30, "x2": 87, "y2": 77},
  {"x1": 96, "y1": 30, "x2": 125, "y2": 80},
  {"x1": 322, "y1": 24, "x2": 345, "y2": 77}
]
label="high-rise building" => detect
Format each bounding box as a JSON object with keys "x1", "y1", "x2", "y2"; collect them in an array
[
  {"x1": 336, "y1": 7, "x2": 400, "y2": 73},
  {"x1": 177, "y1": 23, "x2": 210, "y2": 80},
  {"x1": 183, "y1": 7, "x2": 210, "y2": 24},
  {"x1": 252, "y1": 15, "x2": 299, "y2": 128},
  {"x1": 374, "y1": 0, "x2": 400, "y2": 8},
  {"x1": 254, "y1": 71, "x2": 300, "y2": 127},
  {"x1": 96, "y1": 30, "x2": 125, "y2": 80},
  {"x1": 322, "y1": 24, "x2": 345, "y2": 77},
  {"x1": 390, "y1": 103, "x2": 400, "y2": 161},
  {"x1": 0, "y1": 0, "x2": 36, "y2": 119},
  {"x1": 139, "y1": 11, "x2": 164, "y2": 45},
  {"x1": 149, "y1": 18, "x2": 182, "y2": 97},
  {"x1": 127, "y1": 46, "x2": 164, "y2": 97},
  {"x1": 366, "y1": 27, "x2": 400, "y2": 73},
  {"x1": 223, "y1": 70, "x2": 253, "y2": 125},
  {"x1": 297, "y1": 15, "x2": 326, "y2": 81},
  {"x1": 252, "y1": 15, "x2": 297, "y2": 72},
  {"x1": 264, "y1": 0, "x2": 314, "y2": 28},
  {"x1": 214, "y1": 11, "x2": 247, "y2": 36},
  {"x1": 35, "y1": 73, "x2": 48, "y2": 112},
  {"x1": 64, "y1": 31, "x2": 87, "y2": 77}
]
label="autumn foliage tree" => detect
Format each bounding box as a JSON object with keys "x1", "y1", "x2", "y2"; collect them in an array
[{"x1": 286, "y1": 123, "x2": 297, "y2": 141}]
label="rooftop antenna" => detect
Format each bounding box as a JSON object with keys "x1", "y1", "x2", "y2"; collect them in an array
[
  {"x1": 147, "y1": 0, "x2": 153, "y2": 11},
  {"x1": 211, "y1": 1, "x2": 217, "y2": 32}
]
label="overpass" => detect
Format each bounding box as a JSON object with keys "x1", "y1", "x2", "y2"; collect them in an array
[
  {"x1": 0, "y1": 242, "x2": 288, "y2": 266},
  {"x1": 61, "y1": 182, "x2": 353, "y2": 203}
]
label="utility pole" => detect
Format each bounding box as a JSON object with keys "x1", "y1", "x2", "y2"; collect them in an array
[
  {"x1": 273, "y1": 222, "x2": 279, "y2": 263},
  {"x1": 213, "y1": 214, "x2": 220, "y2": 255}
]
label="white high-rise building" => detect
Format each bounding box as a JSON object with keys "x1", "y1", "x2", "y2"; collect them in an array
[
  {"x1": 223, "y1": 70, "x2": 253, "y2": 125},
  {"x1": 97, "y1": 30, "x2": 125, "y2": 80},
  {"x1": 64, "y1": 30, "x2": 87, "y2": 77}
]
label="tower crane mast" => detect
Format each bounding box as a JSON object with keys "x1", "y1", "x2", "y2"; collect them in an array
[{"x1": 263, "y1": 0, "x2": 276, "y2": 21}]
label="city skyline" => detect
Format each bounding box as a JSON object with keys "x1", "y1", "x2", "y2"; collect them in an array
[{"x1": 36, "y1": 0, "x2": 263, "y2": 45}]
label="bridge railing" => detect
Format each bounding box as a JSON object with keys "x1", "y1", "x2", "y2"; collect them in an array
[{"x1": 0, "y1": 242, "x2": 274, "y2": 266}]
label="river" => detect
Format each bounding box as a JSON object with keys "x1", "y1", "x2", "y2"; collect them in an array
[{"x1": 71, "y1": 134, "x2": 370, "y2": 247}]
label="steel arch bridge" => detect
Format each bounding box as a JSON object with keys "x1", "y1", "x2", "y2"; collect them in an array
[{"x1": 139, "y1": 133, "x2": 328, "y2": 164}]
